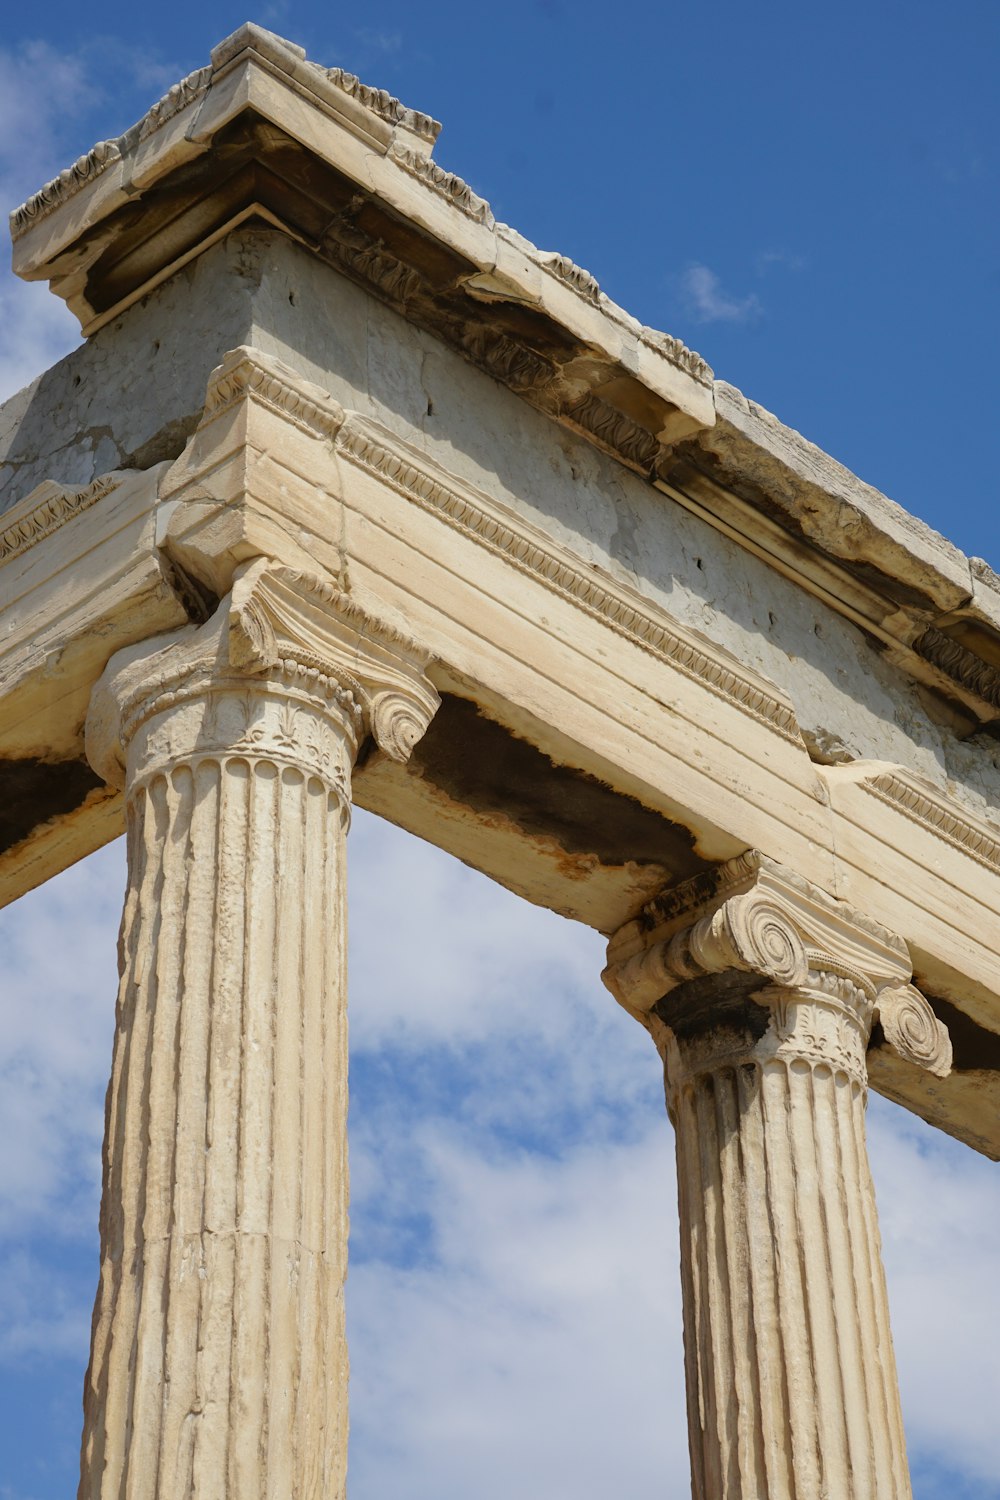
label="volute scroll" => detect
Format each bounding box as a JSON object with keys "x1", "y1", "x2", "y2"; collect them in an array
[{"x1": 876, "y1": 982, "x2": 953, "y2": 1078}]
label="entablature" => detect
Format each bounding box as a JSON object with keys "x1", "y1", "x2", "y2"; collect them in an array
[
  {"x1": 1, "y1": 344, "x2": 999, "y2": 1156},
  {"x1": 3, "y1": 27, "x2": 1000, "y2": 1157}
]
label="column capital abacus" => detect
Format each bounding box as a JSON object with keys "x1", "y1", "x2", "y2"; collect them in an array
[
  {"x1": 603, "y1": 849, "x2": 951, "y2": 1084},
  {"x1": 86, "y1": 558, "x2": 441, "y2": 806}
]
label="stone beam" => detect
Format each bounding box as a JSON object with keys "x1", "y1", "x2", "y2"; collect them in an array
[
  {"x1": 2, "y1": 341, "x2": 999, "y2": 1155},
  {"x1": 3, "y1": 26, "x2": 1000, "y2": 1165}
]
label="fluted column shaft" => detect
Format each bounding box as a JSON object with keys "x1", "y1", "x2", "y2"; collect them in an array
[
  {"x1": 604, "y1": 852, "x2": 951, "y2": 1500},
  {"x1": 81, "y1": 652, "x2": 358, "y2": 1500},
  {"x1": 666, "y1": 981, "x2": 908, "y2": 1500},
  {"x1": 79, "y1": 562, "x2": 439, "y2": 1500}
]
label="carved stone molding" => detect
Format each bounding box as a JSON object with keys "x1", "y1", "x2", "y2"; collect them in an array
[
  {"x1": 459, "y1": 327, "x2": 555, "y2": 391},
  {"x1": 0, "y1": 473, "x2": 123, "y2": 565},
  {"x1": 202, "y1": 346, "x2": 346, "y2": 441},
  {"x1": 389, "y1": 142, "x2": 495, "y2": 226},
  {"x1": 537, "y1": 252, "x2": 602, "y2": 305},
  {"x1": 229, "y1": 559, "x2": 440, "y2": 763},
  {"x1": 562, "y1": 392, "x2": 662, "y2": 472},
  {"x1": 335, "y1": 417, "x2": 803, "y2": 744},
  {"x1": 638, "y1": 324, "x2": 714, "y2": 386},
  {"x1": 324, "y1": 66, "x2": 440, "y2": 142},
  {"x1": 136, "y1": 65, "x2": 213, "y2": 141},
  {"x1": 877, "y1": 982, "x2": 953, "y2": 1078},
  {"x1": 86, "y1": 561, "x2": 439, "y2": 799},
  {"x1": 863, "y1": 767, "x2": 1000, "y2": 873},
  {"x1": 603, "y1": 849, "x2": 950, "y2": 1085},
  {"x1": 10, "y1": 140, "x2": 122, "y2": 237},
  {"x1": 914, "y1": 624, "x2": 1000, "y2": 713}
]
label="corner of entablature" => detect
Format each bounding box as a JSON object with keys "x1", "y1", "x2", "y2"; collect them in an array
[
  {"x1": 602, "y1": 848, "x2": 952, "y2": 1077},
  {"x1": 153, "y1": 345, "x2": 350, "y2": 603}
]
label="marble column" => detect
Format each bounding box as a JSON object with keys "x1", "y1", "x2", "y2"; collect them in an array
[
  {"x1": 604, "y1": 852, "x2": 951, "y2": 1500},
  {"x1": 79, "y1": 561, "x2": 438, "y2": 1500}
]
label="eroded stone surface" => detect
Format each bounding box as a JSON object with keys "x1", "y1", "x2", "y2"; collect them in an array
[{"x1": 3, "y1": 25, "x2": 999, "y2": 1500}]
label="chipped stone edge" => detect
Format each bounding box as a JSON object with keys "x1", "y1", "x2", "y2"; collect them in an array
[
  {"x1": 513, "y1": 235, "x2": 713, "y2": 387},
  {"x1": 9, "y1": 24, "x2": 439, "y2": 240}
]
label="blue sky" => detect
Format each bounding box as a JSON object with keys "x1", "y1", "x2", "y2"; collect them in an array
[{"x1": 0, "y1": 4, "x2": 998, "y2": 1497}]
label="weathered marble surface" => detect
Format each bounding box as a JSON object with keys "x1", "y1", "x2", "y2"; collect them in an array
[
  {"x1": 605, "y1": 853, "x2": 951, "y2": 1500},
  {"x1": 4, "y1": 229, "x2": 999, "y2": 831}
]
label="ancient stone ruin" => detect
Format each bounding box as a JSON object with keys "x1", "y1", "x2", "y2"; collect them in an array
[{"x1": 2, "y1": 23, "x2": 998, "y2": 1498}]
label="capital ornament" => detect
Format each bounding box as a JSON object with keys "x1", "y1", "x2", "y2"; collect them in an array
[
  {"x1": 87, "y1": 558, "x2": 440, "y2": 808},
  {"x1": 603, "y1": 850, "x2": 951, "y2": 1089},
  {"x1": 605, "y1": 852, "x2": 945, "y2": 1500}
]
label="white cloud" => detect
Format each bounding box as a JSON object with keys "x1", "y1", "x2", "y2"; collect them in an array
[
  {"x1": 0, "y1": 279, "x2": 80, "y2": 408},
  {"x1": 348, "y1": 1122, "x2": 684, "y2": 1500},
  {"x1": 681, "y1": 263, "x2": 762, "y2": 324},
  {"x1": 755, "y1": 247, "x2": 806, "y2": 274},
  {"x1": 0, "y1": 839, "x2": 121, "y2": 1239},
  {"x1": 0, "y1": 37, "x2": 186, "y2": 409},
  {"x1": 2, "y1": 817, "x2": 1000, "y2": 1498},
  {"x1": 869, "y1": 1099, "x2": 1000, "y2": 1487}
]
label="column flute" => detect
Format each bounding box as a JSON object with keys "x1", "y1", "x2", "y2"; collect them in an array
[
  {"x1": 80, "y1": 560, "x2": 438, "y2": 1500},
  {"x1": 604, "y1": 852, "x2": 951, "y2": 1500}
]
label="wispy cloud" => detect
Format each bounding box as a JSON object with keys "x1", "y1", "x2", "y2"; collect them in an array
[
  {"x1": 353, "y1": 27, "x2": 404, "y2": 57},
  {"x1": 0, "y1": 37, "x2": 186, "y2": 407},
  {"x1": 755, "y1": 247, "x2": 806, "y2": 274},
  {"x1": 681, "y1": 263, "x2": 762, "y2": 324}
]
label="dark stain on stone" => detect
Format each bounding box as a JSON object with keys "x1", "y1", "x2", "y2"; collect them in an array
[
  {"x1": 0, "y1": 757, "x2": 105, "y2": 856},
  {"x1": 655, "y1": 976, "x2": 771, "y2": 1043},
  {"x1": 119, "y1": 411, "x2": 201, "y2": 471},
  {"x1": 408, "y1": 693, "x2": 708, "y2": 877}
]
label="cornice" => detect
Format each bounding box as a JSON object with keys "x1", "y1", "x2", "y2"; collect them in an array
[
  {"x1": 537, "y1": 252, "x2": 602, "y2": 306},
  {"x1": 386, "y1": 143, "x2": 493, "y2": 224},
  {"x1": 136, "y1": 65, "x2": 213, "y2": 143},
  {"x1": 335, "y1": 416, "x2": 802, "y2": 745},
  {"x1": 322, "y1": 67, "x2": 440, "y2": 143},
  {"x1": 202, "y1": 346, "x2": 346, "y2": 441},
  {"x1": 9, "y1": 28, "x2": 439, "y2": 241},
  {"x1": 11, "y1": 26, "x2": 713, "y2": 482},
  {"x1": 0, "y1": 473, "x2": 123, "y2": 565},
  {"x1": 861, "y1": 768, "x2": 1000, "y2": 873},
  {"x1": 10, "y1": 140, "x2": 122, "y2": 238}
]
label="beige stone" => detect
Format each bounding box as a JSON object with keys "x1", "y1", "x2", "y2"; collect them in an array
[
  {"x1": 79, "y1": 566, "x2": 437, "y2": 1498},
  {"x1": 605, "y1": 853, "x2": 950, "y2": 1499},
  {"x1": 1, "y1": 21, "x2": 997, "y2": 1500}
]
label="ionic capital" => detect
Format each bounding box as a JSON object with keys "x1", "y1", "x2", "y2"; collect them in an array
[
  {"x1": 603, "y1": 850, "x2": 951, "y2": 1083},
  {"x1": 86, "y1": 559, "x2": 440, "y2": 801}
]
